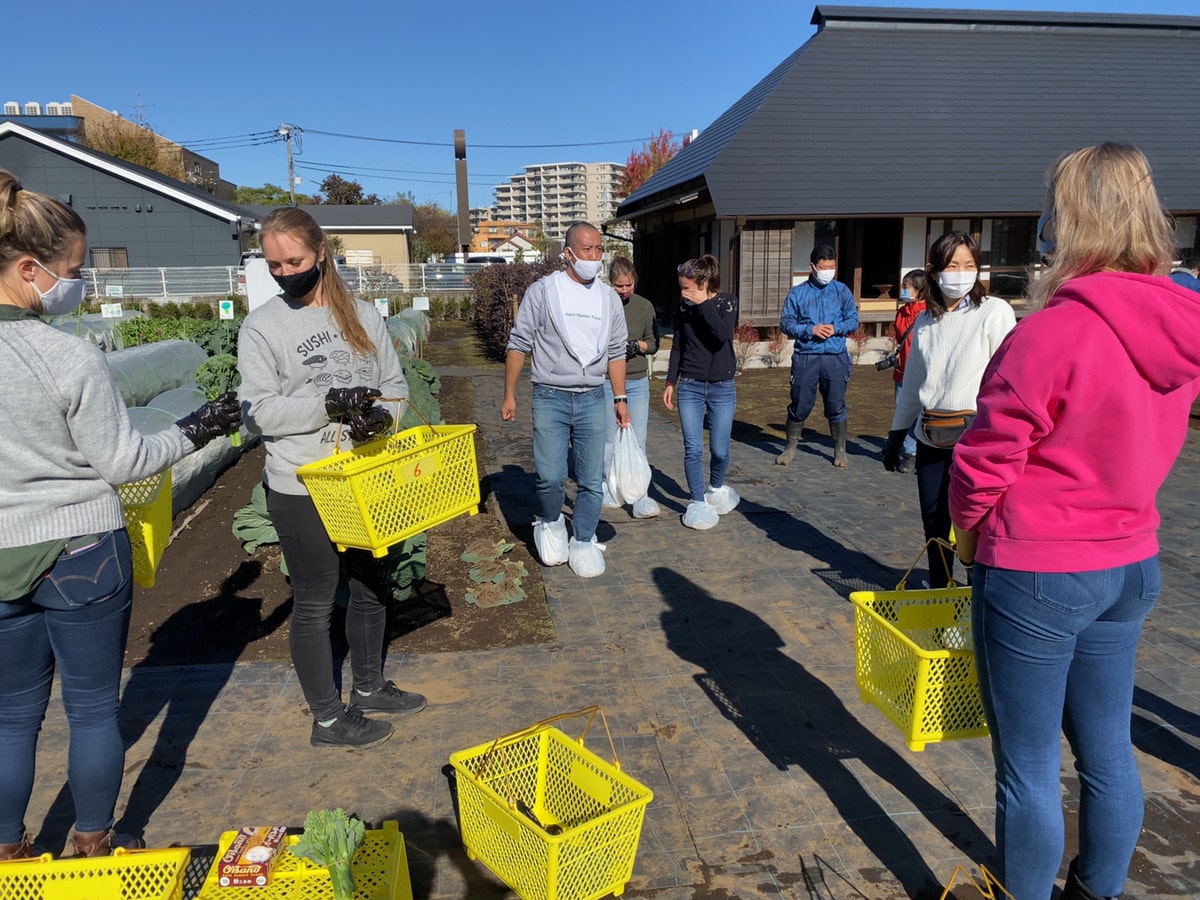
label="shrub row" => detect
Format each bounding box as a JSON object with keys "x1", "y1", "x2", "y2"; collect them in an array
[{"x1": 470, "y1": 258, "x2": 564, "y2": 360}]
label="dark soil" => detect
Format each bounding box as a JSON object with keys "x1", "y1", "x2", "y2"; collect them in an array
[{"x1": 125, "y1": 370, "x2": 553, "y2": 668}]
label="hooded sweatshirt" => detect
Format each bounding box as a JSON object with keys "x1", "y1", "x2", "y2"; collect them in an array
[
  {"x1": 950, "y1": 272, "x2": 1200, "y2": 572},
  {"x1": 506, "y1": 270, "x2": 627, "y2": 390}
]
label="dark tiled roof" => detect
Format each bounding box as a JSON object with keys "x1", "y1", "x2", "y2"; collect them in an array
[
  {"x1": 618, "y1": 5, "x2": 1200, "y2": 219},
  {"x1": 240, "y1": 204, "x2": 414, "y2": 229}
]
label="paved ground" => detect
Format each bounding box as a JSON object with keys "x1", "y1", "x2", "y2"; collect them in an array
[{"x1": 20, "y1": 367, "x2": 1200, "y2": 899}]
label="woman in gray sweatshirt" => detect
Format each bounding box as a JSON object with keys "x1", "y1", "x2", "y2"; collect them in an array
[
  {"x1": 238, "y1": 207, "x2": 424, "y2": 751},
  {"x1": 0, "y1": 171, "x2": 239, "y2": 860}
]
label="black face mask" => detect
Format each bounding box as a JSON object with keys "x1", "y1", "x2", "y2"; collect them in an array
[{"x1": 273, "y1": 263, "x2": 321, "y2": 298}]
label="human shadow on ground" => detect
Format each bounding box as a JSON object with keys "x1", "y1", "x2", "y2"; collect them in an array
[
  {"x1": 423, "y1": 767, "x2": 518, "y2": 898},
  {"x1": 735, "y1": 497, "x2": 904, "y2": 598},
  {"x1": 655, "y1": 567, "x2": 993, "y2": 899},
  {"x1": 35, "y1": 561, "x2": 292, "y2": 851},
  {"x1": 1131, "y1": 687, "x2": 1200, "y2": 780}
]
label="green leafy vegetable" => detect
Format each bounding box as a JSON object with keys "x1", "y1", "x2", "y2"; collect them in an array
[{"x1": 290, "y1": 808, "x2": 366, "y2": 900}]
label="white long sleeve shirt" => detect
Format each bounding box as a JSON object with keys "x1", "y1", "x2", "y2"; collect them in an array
[{"x1": 892, "y1": 297, "x2": 1016, "y2": 443}]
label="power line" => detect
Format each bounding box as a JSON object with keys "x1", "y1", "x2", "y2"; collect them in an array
[
  {"x1": 300, "y1": 127, "x2": 667, "y2": 149},
  {"x1": 298, "y1": 159, "x2": 514, "y2": 178},
  {"x1": 293, "y1": 162, "x2": 495, "y2": 188}
]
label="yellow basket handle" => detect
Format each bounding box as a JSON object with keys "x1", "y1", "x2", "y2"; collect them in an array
[
  {"x1": 939, "y1": 864, "x2": 1015, "y2": 900},
  {"x1": 331, "y1": 395, "x2": 442, "y2": 453},
  {"x1": 472, "y1": 705, "x2": 621, "y2": 781},
  {"x1": 896, "y1": 536, "x2": 962, "y2": 591}
]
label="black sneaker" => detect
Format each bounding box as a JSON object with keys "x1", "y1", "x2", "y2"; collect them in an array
[
  {"x1": 310, "y1": 706, "x2": 394, "y2": 749},
  {"x1": 348, "y1": 681, "x2": 428, "y2": 715}
]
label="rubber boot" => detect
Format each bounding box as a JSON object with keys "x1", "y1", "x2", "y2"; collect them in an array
[
  {"x1": 0, "y1": 831, "x2": 34, "y2": 861},
  {"x1": 774, "y1": 420, "x2": 804, "y2": 466},
  {"x1": 831, "y1": 420, "x2": 848, "y2": 467},
  {"x1": 1061, "y1": 859, "x2": 1117, "y2": 900},
  {"x1": 71, "y1": 829, "x2": 146, "y2": 858}
]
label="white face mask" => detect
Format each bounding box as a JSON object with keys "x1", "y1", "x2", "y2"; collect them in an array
[
  {"x1": 567, "y1": 250, "x2": 603, "y2": 282},
  {"x1": 33, "y1": 260, "x2": 87, "y2": 315},
  {"x1": 938, "y1": 271, "x2": 977, "y2": 301},
  {"x1": 812, "y1": 268, "x2": 836, "y2": 286}
]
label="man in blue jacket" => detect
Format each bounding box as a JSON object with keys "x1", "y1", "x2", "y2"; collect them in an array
[
  {"x1": 775, "y1": 244, "x2": 858, "y2": 467},
  {"x1": 1169, "y1": 254, "x2": 1200, "y2": 293}
]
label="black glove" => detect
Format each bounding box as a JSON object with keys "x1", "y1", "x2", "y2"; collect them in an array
[
  {"x1": 325, "y1": 386, "x2": 382, "y2": 419},
  {"x1": 625, "y1": 339, "x2": 641, "y2": 359},
  {"x1": 177, "y1": 391, "x2": 241, "y2": 449},
  {"x1": 346, "y1": 405, "x2": 393, "y2": 442},
  {"x1": 882, "y1": 429, "x2": 907, "y2": 472}
]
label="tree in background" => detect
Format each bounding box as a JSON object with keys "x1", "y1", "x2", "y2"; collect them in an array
[
  {"x1": 620, "y1": 128, "x2": 687, "y2": 196},
  {"x1": 314, "y1": 174, "x2": 380, "y2": 205},
  {"x1": 409, "y1": 201, "x2": 458, "y2": 262},
  {"x1": 233, "y1": 183, "x2": 312, "y2": 206},
  {"x1": 78, "y1": 116, "x2": 182, "y2": 180}
]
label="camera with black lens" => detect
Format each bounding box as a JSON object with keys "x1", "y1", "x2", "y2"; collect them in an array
[{"x1": 874, "y1": 351, "x2": 899, "y2": 372}]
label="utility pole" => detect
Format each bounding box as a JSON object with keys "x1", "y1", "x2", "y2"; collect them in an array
[
  {"x1": 455, "y1": 129, "x2": 470, "y2": 261},
  {"x1": 278, "y1": 123, "x2": 302, "y2": 205}
]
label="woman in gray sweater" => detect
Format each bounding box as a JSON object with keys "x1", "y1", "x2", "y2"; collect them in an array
[
  {"x1": 0, "y1": 171, "x2": 239, "y2": 859},
  {"x1": 238, "y1": 207, "x2": 425, "y2": 751}
]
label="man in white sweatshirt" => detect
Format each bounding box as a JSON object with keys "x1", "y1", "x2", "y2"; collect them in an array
[{"x1": 502, "y1": 222, "x2": 629, "y2": 577}]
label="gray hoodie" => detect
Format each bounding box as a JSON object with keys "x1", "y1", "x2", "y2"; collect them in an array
[{"x1": 506, "y1": 270, "x2": 627, "y2": 390}]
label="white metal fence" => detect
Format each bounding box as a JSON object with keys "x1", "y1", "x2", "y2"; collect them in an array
[{"x1": 81, "y1": 262, "x2": 499, "y2": 300}]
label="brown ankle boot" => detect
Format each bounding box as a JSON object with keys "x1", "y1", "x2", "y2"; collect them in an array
[
  {"x1": 71, "y1": 829, "x2": 146, "y2": 857},
  {"x1": 0, "y1": 831, "x2": 34, "y2": 860}
]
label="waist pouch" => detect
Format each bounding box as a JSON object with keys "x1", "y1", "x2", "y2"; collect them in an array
[{"x1": 921, "y1": 409, "x2": 976, "y2": 448}]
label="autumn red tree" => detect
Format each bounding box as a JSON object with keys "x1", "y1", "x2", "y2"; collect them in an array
[{"x1": 620, "y1": 128, "x2": 687, "y2": 196}]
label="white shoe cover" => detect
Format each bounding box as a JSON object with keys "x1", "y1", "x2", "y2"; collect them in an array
[
  {"x1": 568, "y1": 536, "x2": 607, "y2": 578},
  {"x1": 682, "y1": 501, "x2": 719, "y2": 530},
  {"x1": 631, "y1": 496, "x2": 661, "y2": 519},
  {"x1": 532, "y1": 515, "x2": 569, "y2": 566},
  {"x1": 705, "y1": 485, "x2": 741, "y2": 516}
]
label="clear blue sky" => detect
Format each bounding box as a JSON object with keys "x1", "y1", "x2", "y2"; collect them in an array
[{"x1": 6, "y1": 0, "x2": 1197, "y2": 207}]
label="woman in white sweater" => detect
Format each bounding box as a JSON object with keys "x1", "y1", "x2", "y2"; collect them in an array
[{"x1": 883, "y1": 231, "x2": 1015, "y2": 586}]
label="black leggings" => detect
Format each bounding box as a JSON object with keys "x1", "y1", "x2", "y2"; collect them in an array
[
  {"x1": 914, "y1": 442, "x2": 958, "y2": 589},
  {"x1": 266, "y1": 488, "x2": 389, "y2": 722}
]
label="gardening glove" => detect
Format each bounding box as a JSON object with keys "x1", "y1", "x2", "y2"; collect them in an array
[
  {"x1": 625, "y1": 339, "x2": 641, "y2": 359},
  {"x1": 177, "y1": 392, "x2": 241, "y2": 449},
  {"x1": 346, "y1": 405, "x2": 393, "y2": 443},
  {"x1": 882, "y1": 429, "x2": 907, "y2": 472},
  {"x1": 325, "y1": 386, "x2": 381, "y2": 420}
]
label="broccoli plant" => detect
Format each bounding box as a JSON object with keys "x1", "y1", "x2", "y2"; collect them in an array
[{"x1": 290, "y1": 808, "x2": 366, "y2": 900}]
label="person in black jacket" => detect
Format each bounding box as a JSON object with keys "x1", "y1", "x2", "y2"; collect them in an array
[{"x1": 663, "y1": 255, "x2": 741, "y2": 530}]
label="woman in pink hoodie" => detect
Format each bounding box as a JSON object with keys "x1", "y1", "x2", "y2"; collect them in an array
[{"x1": 950, "y1": 143, "x2": 1200, "y2": 900}]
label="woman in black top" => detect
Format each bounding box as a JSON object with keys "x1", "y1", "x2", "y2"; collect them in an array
[{"x1": 663, "y1": 254, "x2": 741, "y2": 530}]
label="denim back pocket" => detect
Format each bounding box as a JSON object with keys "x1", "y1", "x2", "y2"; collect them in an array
[{"x1": 38, "y1": 530, "x2": 131, "y2": 611}]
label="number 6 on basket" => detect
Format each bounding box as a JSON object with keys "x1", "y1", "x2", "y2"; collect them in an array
[{"x1": 400, "y1": 455, "x2": 439, "y2": 483}]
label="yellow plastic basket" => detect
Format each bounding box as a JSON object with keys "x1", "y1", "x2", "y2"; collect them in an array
[
  {"x1": 195, "y1": 820, "x2": 412, "y2": 899},
  {"x1": 0, "y1": 846, "x2": 190, "y2": 900},
  {"x1": 296, "y1": 422, "x2": 480, "y2": 557},
  {"x1": 119, "y1": 469, "x2": 173, "y2": 589},
  {"x1": 449, "y1": 707, "x2": 653, "y2": 900},
  {"x1": 850, "y1": 584, "x2": 989, "y2": 751}
]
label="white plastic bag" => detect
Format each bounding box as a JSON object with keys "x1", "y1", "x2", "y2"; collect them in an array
[
  {"x1": 606, "y1": 428, "x2": 651, "y2": 506},
  {"x1": 568, "y1": 537, "x2": 606, "y2": 578},
  {"x1": 532, "y1": 515, "x2": 569, "y2": 567}
]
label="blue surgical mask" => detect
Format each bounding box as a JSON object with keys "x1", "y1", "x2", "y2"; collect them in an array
[{"x1": 899, "y1": 288, "x2": 912, "y2": 300}]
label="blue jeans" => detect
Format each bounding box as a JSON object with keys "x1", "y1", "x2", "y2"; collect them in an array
[
  {"x1": 676, "y1": 378, "x2": 736, "y2": 502},
  {"x1": 786, "y1": 352, "x2": 849, "y2": 424},
  {"x1": 893, "y1": 382, "x2": 917, "y2": 457},
  {"x1": 604, "y1": 377, "x2": 650, "y2": 452},
  {"x1": 532, "y1": 384, "x2": 608, "y2": 542},
  {"x1": 972, "y1": 558, "x2": 1160, "y2": 899},
  {"x1": 0, "y1": 530, "x2": 134, "y2": 842}
]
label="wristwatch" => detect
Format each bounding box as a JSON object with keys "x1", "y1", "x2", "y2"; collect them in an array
[{"x1": 613, "y1": 395, "x2": 628, "y2": 405}]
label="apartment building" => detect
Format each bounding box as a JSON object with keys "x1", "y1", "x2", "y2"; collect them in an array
[{"x1": 493, "y1": 161, "x2": 624, "y2": 240}]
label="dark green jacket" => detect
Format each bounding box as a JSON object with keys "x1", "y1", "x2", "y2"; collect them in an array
[{"x1": 622, "y1": 293, "x2": 659, "y2": 380}]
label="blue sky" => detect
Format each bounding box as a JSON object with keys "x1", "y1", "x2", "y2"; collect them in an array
[{"x1": 6, "y1": 0, "x2": 1197, "y2": 207}]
